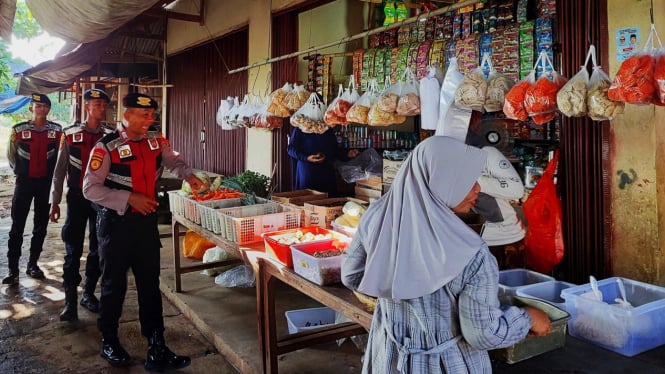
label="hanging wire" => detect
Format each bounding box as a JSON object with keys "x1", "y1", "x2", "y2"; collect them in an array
[
  {"x1": 189, "y1": 0, "x2": 232, "y2": 74},
  {"x1": 650, "y1": 0, "x2": 654, "y2": 25}
]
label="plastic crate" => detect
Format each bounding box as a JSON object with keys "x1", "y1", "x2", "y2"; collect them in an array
[
  {"x1": 217, "y1": 203, "x2": 302, "y2": 245},
  {"x1": 516, "y1": 280, "x2": 576, "y2": 311},
  {"x1": 490, "y1": 295, "x2": 570, "y2": 364},
  {"x1": 290, "y1": 239, "x2": 349, "y2": 286},
  {"x1": 284, "y1": 307, "x2": 337, "y2": 334},
  {"x1": 498, "y1": 269, "x2": 555, "y2": 296},
  {"x1": 262, "y1": 227, "x2": 351, "y2": 267},
  {"x1": 560, "y1": 277, "x2": 665, "y2": 356},
  {"x1": 197, "y1": 198, "x2": 245, "y2": 233}
]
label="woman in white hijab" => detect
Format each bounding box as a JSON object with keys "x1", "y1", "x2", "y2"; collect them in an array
[{"x1": 342, "y1": 136, "x2": 550, "y2": 374}]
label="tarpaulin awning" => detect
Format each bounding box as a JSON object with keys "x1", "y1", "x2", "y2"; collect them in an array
[
  {"x1": 0, "y1": 94, "x2": 29, "y2": 113},
  {"x1": 25, "y1": 0, "x2": 162, "y2": 44},
  {"x1": 15, "y1": 39, "x2": 106, "y2": 95}
]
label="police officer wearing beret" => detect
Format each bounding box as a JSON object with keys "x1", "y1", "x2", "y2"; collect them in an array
[
  {"x1": 83, "y1": 92, "x2": 206, "y2": 370},
  {"x1": 50, "y1": 88, "x2": 115, "y2": 321},
  {"x1": 3, "y1": 93, "x2": 62, "y2": 285}
]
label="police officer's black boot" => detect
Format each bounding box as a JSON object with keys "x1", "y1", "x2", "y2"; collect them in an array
[
  {"x1": 2, "y1": 263, "x2": 19, "y2": 285},
  {"x1": 80, "y1": 278, "x2": 100, "y2": 313},
  {"x1": 100, "y1": 336, "x2": 131, "y2": 367},
  {"x1": 144, "y1": 331, "x2": 191, "y2": 372},
  {"x1": 59, "y1": 288, "x2": 78, "y2": 322}
]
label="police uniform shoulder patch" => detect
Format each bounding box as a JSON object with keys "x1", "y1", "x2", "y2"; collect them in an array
[
  {"x1": 14, "y1": 122, "x2": 29, "y2": 132},
  {"x1": 48, "y1": 121, "x2": 63, "y2": 131},
  {"x1": 90, "y1": 148, "x2": 106, "y2": 171}
]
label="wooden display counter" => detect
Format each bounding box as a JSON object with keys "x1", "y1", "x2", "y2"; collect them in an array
[{"x1": 170, "y1": 213, "x2": 372, "y2": 373}]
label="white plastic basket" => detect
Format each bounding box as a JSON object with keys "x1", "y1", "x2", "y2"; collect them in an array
[
  {"x1": 197, "y1": 198, "x2": 245, "y2": 233},
  {"x1": 217, "y1": 203, "x2": 302, "y2": 244},
  {"x1": 167, "y1": 190, "x2": 188, "y2": 217}
]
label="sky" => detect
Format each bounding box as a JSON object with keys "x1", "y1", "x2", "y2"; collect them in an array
[{"x1": 9, "y1": 32, "x2": 65, "y2": 66}]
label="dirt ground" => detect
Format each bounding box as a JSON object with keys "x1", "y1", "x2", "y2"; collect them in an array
[{"x1": 0, "y1": 163, "x2": 238, "y2": 373}]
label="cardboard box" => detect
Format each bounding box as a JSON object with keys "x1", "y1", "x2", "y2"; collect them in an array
[
  {"x1": 271, "y1": 189, "x2": 328, "y2": 206},
  {"x1": 382, "y1": 159, "x2": 405, "y2": 184},
  {"x1": 303, "y1": 197, "x2": 366, "y2": 229},
  {"x1": 354, "y1": 185, "x2": 382, "y2": 200},
  {"x1": 355, "y1": 175, "x2": 383, "y2": 190}
]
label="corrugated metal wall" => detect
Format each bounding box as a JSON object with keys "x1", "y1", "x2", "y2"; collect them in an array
[
  {"x1": 167, "y1": 28, "x2": 249, "y2": 176},
  {"x1": 557, "y1": 0, "x2": 611, "y2": 283},
  {"x1": 271, "y1": 11, "x2": 299, "y2": 193}
]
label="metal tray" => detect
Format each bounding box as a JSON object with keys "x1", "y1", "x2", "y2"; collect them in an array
[{"x1": 490, "y1": 295, "x2": 570, "y2": 364}]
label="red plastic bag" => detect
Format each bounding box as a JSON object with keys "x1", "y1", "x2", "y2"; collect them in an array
[{"x1": 523, "y1": 150, "x2": 564, "y2": 274}]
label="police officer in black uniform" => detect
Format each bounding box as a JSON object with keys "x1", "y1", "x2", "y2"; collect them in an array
[
  {"x1": 50, "y1": 88, "x2": 115, "y2": 321},
  {"x1": 3, "y1": 93, "x2": 62, "y2": 285},
  {"x1": 83, "y1": 92, "x2": 205, "y2": 371}
]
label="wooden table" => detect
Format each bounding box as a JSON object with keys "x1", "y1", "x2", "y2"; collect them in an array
[
  {"x1": 170, "y1": 213, "x2": 373, "y2": 373},
  {"x1": 171, "y1": 213, "x2": 246, "y2": 292},
  {"x1": 255, "y1": 257, "x2": 372, "y2": 373}
]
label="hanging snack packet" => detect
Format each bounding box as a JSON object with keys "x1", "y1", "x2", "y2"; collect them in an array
[
  {"x1": 217, "y1": 96, "x2": 236, "y2": 130},
  {"x1": 503, "y1": 71, "x2": 534, "y2": 122},
  {"x1": 524, "y1": 51, "x2": 567, "y2": 124},
  {"x1": 454, "y1": 53, "x2": 490, "y2": 111},
  {"x1": 324, "y1": 85, "x2": 350, "y2": 126},
  {"x1": 267, "y1": 83, "x2": 293, "y2": 117},
  {"x1": 285, "y1": 84, "x2": 310, "y2": 113},
  {"x1": 396, "y1": 67, "x2": 421, "y2": 115},
  {"x1": 654, "y1": 48, "x2": 665, "y2": 106},
  {"x1": 369, "y1": 77, "x2": 406, "y2": 126},
  {"x1": 608, "y1": 23, "x2": 661, "y2": 105},
  {"x1": 557, "y1": 45, "x2": 595, "y2": 117},
  {"x1": 484, "y1": 52, "x2": 514, "y2": 112},
  {"x1": 377, "y1": 75, "x2": 402, "y2": 113},
  {"x1": 347, "y1": 79, "x2": 380, "y2": 124},
  {"x1": 336, "y1": 77, "x2": 360, "y2": 118},
  {"x1": 291, "y1": 92, "x2": 328, "y2": 134},
  {"x1": 587, "y1": 63, "x2": 625, "y2": 121}
]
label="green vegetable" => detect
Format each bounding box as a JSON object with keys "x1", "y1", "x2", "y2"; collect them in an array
[{"x1": 222, "y1": 170, "x2": 272, "y2": 205}]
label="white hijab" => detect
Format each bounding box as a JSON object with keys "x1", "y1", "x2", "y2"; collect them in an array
[{"x1": 356, "y1": 136, "x2": 487, "y2": 300}]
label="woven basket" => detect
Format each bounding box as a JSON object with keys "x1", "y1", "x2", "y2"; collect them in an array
[{"x1": 353, "y1": 290, "x2": 377, "y2": 313}]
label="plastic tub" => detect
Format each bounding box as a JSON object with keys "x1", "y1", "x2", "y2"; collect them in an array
[
  {"x1": 284, "y1": 307, "x2": 337, "y2": 334},
  {"x1": 498, "y1": 268, "x2": 555, "y2": 296},
  {"x1": 560, "y1": 277, "x2": 665, "y2": 356},
  {"x1": 262, "y1": 227, "x2": 350, "y2": 267},
  {"x1": 516, "y1": 280, "x2": 577, "y2": 311},
  {"x1": 330, "y1": 220, "x2": 357, "y2": 238},
  {"x1": 290, "y1": 239, "x2": 348, "y2": 286}
]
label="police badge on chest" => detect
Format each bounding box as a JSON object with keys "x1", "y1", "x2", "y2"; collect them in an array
[
  {"x1": 73, "y1": 132, "x2": 83, "y2": 143},
  {"x1": 148, "y1": 138, "x2": 160, "y2": 151},
  {"x1": 118, "y1": 144, "x2": 133, "y2": 159},
  {"x1": 48, "y1": 130, "x2": 56, "y2": 138}
]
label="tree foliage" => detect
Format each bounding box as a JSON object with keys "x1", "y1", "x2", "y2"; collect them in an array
[{"x1": 0, "y1": 1, "x2": 72, "y2": 125}]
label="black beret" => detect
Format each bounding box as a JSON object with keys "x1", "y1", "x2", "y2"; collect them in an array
[
  {"x1": 84, "y1": 88, "x2": 110, "y2": 102},
  {"x1": 122, "y1": 92, "x2": 158, "y2": 109},
  {"x1": 31, "y1": 93, "x2": 51, "y2": 106}
]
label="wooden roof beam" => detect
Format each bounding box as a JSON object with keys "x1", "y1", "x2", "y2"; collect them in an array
[{"x1": 166, "y1": 0, "x2": 205, "y2": 26}]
